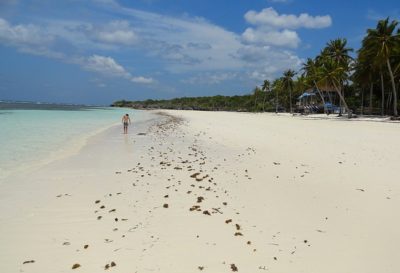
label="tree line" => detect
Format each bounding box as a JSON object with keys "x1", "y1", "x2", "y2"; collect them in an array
[{"x1": 113, "y1": 18, "x2": 400, "y2": 118}]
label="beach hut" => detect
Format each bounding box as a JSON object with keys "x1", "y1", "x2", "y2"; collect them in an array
[
  {"x1": 296, "y1": 89, "x2": 319, "y2": 114},
  {"x1": 296, "y1": 86, "x2": 344, "y2": 114}
]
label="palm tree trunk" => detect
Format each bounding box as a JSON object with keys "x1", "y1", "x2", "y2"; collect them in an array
[
  {"x1": 369, "y1": 82, "x2": 373, "y2": 115},
  {"x1": 332, "y1": 81, "x2": 352, "y2": 118},
  {"x1": 380, "y1": 70, "x2": 385, "y2": 116},
  {"x1": 313, "y1": 81, "x2": 326, "y2": 114},
  {"x1": 327, "y1": 91, "x2": 333, "y2": 104},
  {"x1": 338, "y1": 87, "x2": 343, "y2": 116},
  {"x1": 289, "y1": 87, "x2": 293, "y2": 113},
  {"x1": 275, "y1": 90, "x2": 279, "y2": 113},
  {"x1": 386, "y1": 58, "x2": 398, "y2": 117},
  {"x1": 387, "y1": 91, "x2": 392, "y2": 113}
]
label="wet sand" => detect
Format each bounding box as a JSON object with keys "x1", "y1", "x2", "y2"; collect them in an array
[{"x1": 0, "y1": 110, "x2": 399, "y2": 273}]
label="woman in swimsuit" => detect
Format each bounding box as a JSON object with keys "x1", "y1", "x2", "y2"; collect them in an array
[{"x1": 122, "y1": 114, "x2": 131, "y2": 134}]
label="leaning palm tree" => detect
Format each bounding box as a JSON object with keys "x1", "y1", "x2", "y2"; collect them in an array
[
  {"x1": 261, "y1": 80, "x2": 271, "y2": 112},
  {"x1": 318, "y1": 57, "x2": 352, "y2": 117},
  {"x1": 282, "y1": 69, "x2": 296, "y2": 113},
  {"x1": 323, "y1": 38, "x2": 354, "y2": 115},
  {"x1": 363, "y1": 18, "x2": 399, "y2": 116},
  {"x1": 302, "y1": 58, "x2": 327, "y2": 112}
]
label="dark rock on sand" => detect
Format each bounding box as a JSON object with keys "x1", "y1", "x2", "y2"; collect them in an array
[
  {"x1": 72, "y1": 263, "x2": 81, "y2": 269},
  {"x1": 230, "y1": 263, "x2": 238, "y2": 271}
]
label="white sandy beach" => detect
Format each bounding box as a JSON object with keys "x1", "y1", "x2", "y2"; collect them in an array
[{"x1": 1, "y1": 111, "x2": 400, "y2": 273}]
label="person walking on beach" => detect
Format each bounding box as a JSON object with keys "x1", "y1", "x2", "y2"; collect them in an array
[{"x1": 122, "y1": 114, "x2": 131, "y2": 134}]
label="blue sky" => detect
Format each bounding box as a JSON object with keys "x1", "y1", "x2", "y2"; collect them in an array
[{"x1": 0, "y1": 0, "x2": 399, "y2": 105}]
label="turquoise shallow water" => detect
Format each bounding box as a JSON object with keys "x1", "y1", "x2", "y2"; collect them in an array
[{"x1": 0, "y1": 103, "x2": 149, "y2": 179}]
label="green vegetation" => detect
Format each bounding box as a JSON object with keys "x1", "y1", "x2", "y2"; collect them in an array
[{"x1": 113, "y1": 18, "x2": 400, "y2": 117}]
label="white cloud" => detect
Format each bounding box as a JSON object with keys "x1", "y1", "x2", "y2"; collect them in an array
[
  {"x1": 245, "y1": 7, "x2": 332, "y2": 29},
  {"x1": 0, "y1": 18, "x2": 53, "y2": 47},
  {"x1": 0, "y1": 18, "x2": 152, "y2": 85},
  {"x1": 1, "y1": 3, "x2": 330, "y2": 90},
  {"x1": 93, "y1": 20, "x2": 138, "y2": 45},
  {"x1": 242, "y1": 27, "x2": 300, "y2": 48},
  {"x1": 240, "y1": 7, "x2": 331, "y2": 50},
  {"x1": 81, "y1": 55, "x2": 154, "y2": 84},
  {"x1": 236, "y1": 45, "x2": 303, "y2": 79},
  {"x1": 83, "y1": 55, "x2": 131, "y2": 78},
  {"x1": 103, "y1": 4, "x2": 244, "y2": 72},
  {"x1": 131, "y1": 76, "x2": 154, "y2": 84}
]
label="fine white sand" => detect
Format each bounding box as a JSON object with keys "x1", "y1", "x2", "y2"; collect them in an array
[{"x1": 1, "y1": 111, "x2": 399, "y2": 273}]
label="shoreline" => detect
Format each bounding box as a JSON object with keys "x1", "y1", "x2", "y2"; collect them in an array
[
  {"x1": 0, "y1": 109, "x2": 158, "y2": 181},
  {"x1": 1, "y1": 110, "x2": 399, "y2": 273},
  {"x1": 0, "y1": 122, "x2": 119, "y2": 181}
]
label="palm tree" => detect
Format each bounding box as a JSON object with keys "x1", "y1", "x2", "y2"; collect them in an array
[
  {"x1": 324, "y1": 38, "x2": 354, "y2": 67},
  {"x1": 353, "y1": 53, "x2": 378, "y2": 115},
  {"x1": 302, "y1": 58, "x2": 327, "y2": 112},
  {"x1": 252, "y1": 86, "x2": 262, "y2": 111},
  {"x1": 272, "y1": 78, "x2": 283, "y2": 113},
  {"x1": 318, "y1": 57, "x2": 352, "y2": 117},
  {"x1": 362, "y1": 18, "x2": 399, "y2": 116},
  {"x1": 261, "y1": 80, "x2": 271, "y2": 112},
  {"x1": 282, "y1": 69, "x2": 296, "y2": 113},
  {"x1": 359, "y1": 28, "x2": 389, "y2": 116},
  {"x1": 323, "y1": 38, "x2": 354, "y2": 115}
]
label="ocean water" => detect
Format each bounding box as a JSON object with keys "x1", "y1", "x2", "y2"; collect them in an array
[{"x1": 0, "y1": 102, "x2": 151, "y2": 180}]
